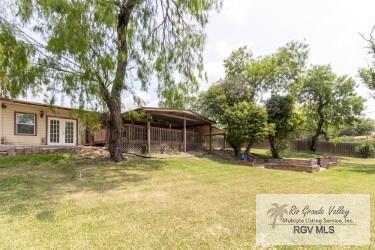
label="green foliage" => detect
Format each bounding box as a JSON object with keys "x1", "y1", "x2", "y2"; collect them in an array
[
  {"x1": 266, "y1": 95, "x2": 305, "y2": 157},
  {"x1": 359, "y1": 26, "x2": 375, "y2": 94},
  {"x1": 122, "y1": 110, "x2": 146, "y2": 121},
  {"x1": 197, "y1": 41, "x2": 308, "y2": 122},
  {"x1": 0, "y1": 23, "x2": 44, "y2": 97},
  {"x1": 195, "y1": 80, "x2": 252, "y2": 123},
  {"x1": 224, "y1": 45, "x2": 253, "y2": 81},
  {"x1": 0, "y1": 0, "x2": 221, "y2": 107},
  {"x1": 355, "y1": 141, "x2": 375, "y2": 158},
  {"x1": 338, "y1": 118, "x2": 375, "y2": 136},
  {"x1": 71, "y1": 110, "x2": 103, "y2": 131},
  {"x1": 224, "y1": 101, "x2": 269, "y2": 155},
  {"x1": 221, "y1": 41, "x2": 309, "y2": 101},
  {"x1": 298, "y1": 65, "x2": 365, "y2": 140}
]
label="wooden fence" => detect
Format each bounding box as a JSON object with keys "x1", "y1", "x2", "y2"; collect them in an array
[
  {"x1": 202, "y1": 135, "x2": 226, "y2": 149},
  {"x1": 290, "y1": 139, "x2": 359, "y2": 157},
  {"x1": 253, "y1": 138, "x2": 360, "y2": 157}
]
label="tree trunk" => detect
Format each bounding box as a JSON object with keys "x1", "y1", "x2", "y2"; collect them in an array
[
  {"x1": 107, "y1": 96, "x2": 122, "y2": 162},
  {"x1": 310, "y1": 134, "x2": 319, "y2": 153},
  {"x1": 245, "y1": 143, "x2": 252, "y2": 154},
  {"x1": 229, "y1": 141, "x2": 240, "y2": 157},
  {"x1": 268, "y1": 136, "x2": 280, "y2": 159},
  {"x1": 233, "y1": 147, "x2": 239, "y2": 157},
  {"x1": 105, "y1": 1, "x2": 137, "y2": 162},
  {"x1": 310, "y1": 103, "x2": 325, "y2": 153}
]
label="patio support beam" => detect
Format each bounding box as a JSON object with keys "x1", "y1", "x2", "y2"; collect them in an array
[
  {"x1": 209, "y1": 125, "x2": 212, "y2": 151},
  {"x1": 147, "y1": 113, "x2": 151, "y2": 154},
  {"x1": 183, "y1": 117, "x2": 186, "y2": 152}
]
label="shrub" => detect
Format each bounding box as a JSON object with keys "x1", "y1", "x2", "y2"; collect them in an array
[{"x1": 355, "y1": 141, "x2": 375, "y2": 158}]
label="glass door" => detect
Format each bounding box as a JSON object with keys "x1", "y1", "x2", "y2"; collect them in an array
[
  {"x1": 48, "y1": 118, "x2": 60, "y2": 144},
  {"x1": 48, "y1": 118, "x2": 76, "y2": 145},
  {"x1": 64, "y1": 121, "x2": 75, "y2": 144}
]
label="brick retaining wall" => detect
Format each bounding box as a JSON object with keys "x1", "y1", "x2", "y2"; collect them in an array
[
  {"x1": 264, "y1": 163, "x2": 320, "y2": 173},
  {"x1": 0, "y1": 146, "x2": 80, "y2": 156}
]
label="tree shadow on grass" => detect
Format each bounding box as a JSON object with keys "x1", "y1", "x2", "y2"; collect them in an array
[
  {"x1": 335, "y1": 162, "x2": 375, "y2": 174},
  {"x1": 0, "y1": 154, "x2": 165, "y2": 219}
]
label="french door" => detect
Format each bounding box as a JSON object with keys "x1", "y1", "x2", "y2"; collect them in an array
[{"x1": 47, "y1": 117, "x2": 77, "y2": 145}]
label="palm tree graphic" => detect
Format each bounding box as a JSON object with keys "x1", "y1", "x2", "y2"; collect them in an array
[{"x1": 267, "y1": 203, "x2": 288, "y2": 228}]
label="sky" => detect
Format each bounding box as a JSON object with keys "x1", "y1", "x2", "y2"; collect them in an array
[
  {"x1": 23, "y1": 0, "x2": 375, "y2": 117},
  {"x1": 202, "y1": 0, "x2": 375, "y2": 118}
]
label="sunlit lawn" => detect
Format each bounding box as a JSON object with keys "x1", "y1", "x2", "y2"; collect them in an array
[{"x1": 0, "y1": 150, "x2": 374, "y2": 248}]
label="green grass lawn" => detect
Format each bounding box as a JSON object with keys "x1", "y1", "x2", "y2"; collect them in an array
[{"x1": 0, "y1": 150, "x2": 374, "y2": 248}]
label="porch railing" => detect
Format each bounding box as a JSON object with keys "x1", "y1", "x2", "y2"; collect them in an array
[
  {"x1": 87, "y1": 124, "x2": 222, "y2": 153},
  {"x1": 120, "y1": 124, "x2": 204, "y2": 153},
  {"x1": 121, "y1": 124, "x2": 202, "y2": 144}
]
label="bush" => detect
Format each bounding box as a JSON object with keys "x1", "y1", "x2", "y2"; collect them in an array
[{"x1": 355, "y1": 141, "x2": 375, "y2": 158}]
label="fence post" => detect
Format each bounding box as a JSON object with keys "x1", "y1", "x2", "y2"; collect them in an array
[{"x1": 147, "y1": 113, "x2": 151, "y2": 154}]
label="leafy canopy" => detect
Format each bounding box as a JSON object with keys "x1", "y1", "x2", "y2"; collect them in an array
[
  {"x1": 196, "y1": 41, "x2": 308, "y2": 122},
  {"x1": 337, "y1": 117, "x2": 375, "y2": 137},
  {"x1": 224, "y1": 101, "x2": 269, "y2": 155},
  {"x1": 222, "y1": 41, "x2": 308, "y2": 101},
  {"x1": 298, "y1": 65, "x2": 364, "y2": 138},
  {"x1": 359, "y1": 26, "x2": 375, "y2": 94},
  {"x1": 266, "y1": 95, "x2": 305, "y2": 157},
  {"x1": 0, "y1": 0, "x2": 221, "y2": 108}
]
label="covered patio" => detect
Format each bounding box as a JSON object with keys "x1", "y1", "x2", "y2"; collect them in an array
[{"x1": 120, "y1": 107, "x2": 225, "y2": 154}]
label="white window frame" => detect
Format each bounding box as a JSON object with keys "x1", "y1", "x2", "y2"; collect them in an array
[{"x1": 15, "y1": 112, "x2": 37, "y2": 136}]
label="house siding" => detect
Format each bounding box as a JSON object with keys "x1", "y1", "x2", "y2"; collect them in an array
[{"x1": 0, "y1": 101, "x2": 85, "y2": 146}]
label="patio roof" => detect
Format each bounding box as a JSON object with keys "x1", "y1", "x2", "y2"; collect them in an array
[{"x1": 128, "y1": 107, "x2": 217, "y2": 128}]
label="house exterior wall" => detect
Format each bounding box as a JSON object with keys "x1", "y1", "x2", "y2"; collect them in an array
[{"x1": 0, "y1": 101, "x2": 85, "y2": 146}]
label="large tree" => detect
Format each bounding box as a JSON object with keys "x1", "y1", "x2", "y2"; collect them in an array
[
  {"x1": 0, "y1": 0, "x2": 221, "y2": 161},
  {"x1": 195, "y1": 41, "x2": 308, "y2": 155},
  {"x1": 298, "y1": 65, "x2": 364, "y2": 152},
  {"x1": 197, "y1": 41, "x2": 308, "y2": 118},
  {"x1": 266, "y1": 95, "x2": 304, "y2": 158},
  {"x1": 224, "y1": 101, "x2": 268, "y2": 157}
]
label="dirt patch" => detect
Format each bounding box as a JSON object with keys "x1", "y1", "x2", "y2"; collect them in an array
[
  {"x1": 75, "y1": 147, "x2": 110, "y2": 160},
  {"x1": 207, "y1": 224, "x2": 231, "y2": 236},
  {"x1": 75, "y1": 147, "x2": 209, "y2": 161}
]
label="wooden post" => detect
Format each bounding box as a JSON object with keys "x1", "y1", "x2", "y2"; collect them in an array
[
  {"x1": 183, "y1": 117, "x2": 186, "y2": 152},
  {"x1": 147, "y1": 113, "x2": 151, "y2": 154},
  {"x1": 223, "y1": 133, "x2": 226, "y2": 150},
  {"x1": 209, "y1": 125, "x2": 212, "y2": 151}
]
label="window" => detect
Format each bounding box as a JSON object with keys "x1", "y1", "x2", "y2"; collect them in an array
[{"x1": 15, "y1": 113, "x2": 36, "y2": 135}]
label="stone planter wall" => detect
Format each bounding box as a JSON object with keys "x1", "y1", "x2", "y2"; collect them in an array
[
  {"x1": 264, "y1": 163, "x2": 320, "y2": 173},
  {"x1": 263, "y1": 157, "x2": 339, "y2": 173},
  {"x1": 0, "y1": 146, "x2": 80, "y2": 157}
]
